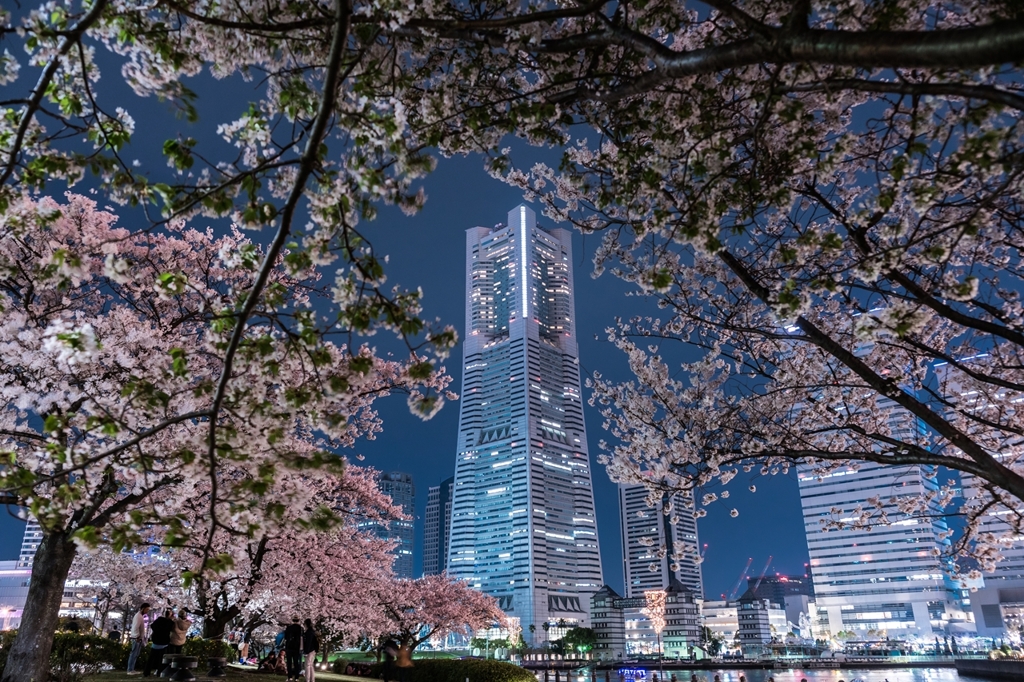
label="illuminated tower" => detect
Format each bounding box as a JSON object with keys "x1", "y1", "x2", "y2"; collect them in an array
[{"x1": 447, "y1": 205, "x2": 603, "y2": 643}]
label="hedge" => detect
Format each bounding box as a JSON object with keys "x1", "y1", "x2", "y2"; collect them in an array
[
  {"x1": 0, "y1": 632, "x2": 131, "y2": 681},
  {"x1": 183, "y1": 638, "x2": 234, "y2": 661},
  {"x1": 0, "y1": 631, "x2": 231, "y2": 679},
  {"x1": 356, "y1": 658, "x2": 535, "y2": 682}
]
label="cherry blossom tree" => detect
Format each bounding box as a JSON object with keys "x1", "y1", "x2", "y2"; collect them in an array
[
  {"x1": 75, "y1": 467, "x2": 400, "y2": 640},
  {"x1": 372, "y1": 574, "x2": 505, "y2": 665},
  {"x1": 171, "y1": 466, "x2": 400, "y2": 639},
  {"x1": 70, "y1": 547, "x2": 186, "y2": 634},
  {"x1": 0, "y1": 194, "x2": 449, "y2": 681},
  {"x1": 480, "y1": 1, "x2": 1024, "y2": 575}
]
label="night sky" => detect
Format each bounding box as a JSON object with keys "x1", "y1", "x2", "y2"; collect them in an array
[{"x1": 0, "y1": 41, "x2": 812, "y2": 599}]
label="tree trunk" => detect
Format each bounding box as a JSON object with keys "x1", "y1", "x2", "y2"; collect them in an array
[
  {"x1": 201, "y1": 607, "x2": 238, "y2": 639},
  {"x1": 0, "y1": 531, "x2": 77, "y2": 682}
]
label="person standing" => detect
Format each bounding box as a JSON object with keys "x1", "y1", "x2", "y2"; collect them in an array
[
  {"x1": 303, "y1": 618, "x2": 320, "y2": 681},
  {"x1": 126, "y1": 602, "x2": 151, "y2": 675},
  {"x1": 142, "y1": 608, "x2": 175, "y2": 677},
  {"x1": 284, "y1": 616, "x2": 303, "y2": 681},
  {"x1": 169, "y1": 609, "x2": 190, "y2": 654}
]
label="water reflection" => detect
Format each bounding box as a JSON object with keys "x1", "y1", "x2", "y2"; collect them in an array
[{"x1": 540, "y1": 669, "x2": 989, "y2": 682}]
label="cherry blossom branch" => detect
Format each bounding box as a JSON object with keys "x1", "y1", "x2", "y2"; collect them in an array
[
  {"x1": 201, "y1": 0, "x2": 351, "y2": 573},
  {"x1": 802, "y1": 183, "x2": 1024, "y2": 350},
  {"x1": 545, "y1": 19, "x2": 1024, "y2": 102},
  {"x1": 0, "y1": 0, "x2": 110, "y2": 188},
  {"x1": 780, "y1": 78, "x2": 1024, "y2": 112},
  {"x1": 717, "y1": 248, "x2": 1024, "y2": 502}
]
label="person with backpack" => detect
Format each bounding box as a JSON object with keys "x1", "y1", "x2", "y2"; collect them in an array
[
  {"x1": 303, "y1": 618, "x2": 320, "y2": 681},
  {"x1": 283, "y1": 616, "x2": 303, "y2": 681}
]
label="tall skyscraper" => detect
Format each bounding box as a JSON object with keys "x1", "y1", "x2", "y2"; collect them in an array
[
  {"x1": 18, "y1": 518, "x2": 41, "y2": 569},
  {"x1": 619, "y1": 484, "x2": 703, "y2": 599},
  {"x1": 423, "y1": 476, "x2": 454, "y2": 576},
  {"x1": 361, "y1": 472, "x2": 416, "y2": 578},
  {"x1": 447, "y1": 205, "x2": 603, "y2": 641}
]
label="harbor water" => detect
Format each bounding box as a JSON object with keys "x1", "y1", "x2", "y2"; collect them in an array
[{"x1": 541, "y1": 669, "x2": 992, "y2": 682}]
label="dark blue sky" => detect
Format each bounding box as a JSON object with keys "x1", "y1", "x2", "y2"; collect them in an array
[{"x1": 0, "y1": 40, "x2": 811, "y2": 597}]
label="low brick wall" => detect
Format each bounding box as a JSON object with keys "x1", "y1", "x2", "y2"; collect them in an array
[{"x1": 954, "y1": 658, "x2": 1024, "y2": 680}]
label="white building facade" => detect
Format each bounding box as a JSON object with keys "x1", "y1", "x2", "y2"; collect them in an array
[
  {"x1": 448, "y1": 206, "x2": 604, "y2": 643},
  {"x1": 620, "y1": 484, "x2": 703, "y2": 599},
  {"x1": 799, "y1": 456, "x2": 964, "y2": 637}
]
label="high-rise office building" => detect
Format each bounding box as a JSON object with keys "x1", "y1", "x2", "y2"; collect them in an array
[
  {"x1": 361, "y1": 472, "x2": 416, "y2": 578},
  {"x1": 423, "y1": 476, "x2": 454, "y2": 576},
  {"x1": 619, "y1": 483, "x2": 702, "y2": 599},
  {"x1": 795, "y1": 335, "x2": 969, "y2": 638},
  {"x1": 962, "y1": 465, "x2": 1024, "y2": 637},
  {"x1": 447, "y1": 205, "x2": 603, "y2": 642},
  {"x1": 937, "y1": 359, "x2": 1023, "y2": 636},
  {"x1": 18, "y1": 518, "x2": 42, "y2": 569},
  {"x1": 798, "y1": 391, "x2": 964, "y2": 637}
]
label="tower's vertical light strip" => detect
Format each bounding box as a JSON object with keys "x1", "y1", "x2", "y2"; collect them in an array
[{"x1": 520, "y1": 206, "x2": 529, "y2": 319}]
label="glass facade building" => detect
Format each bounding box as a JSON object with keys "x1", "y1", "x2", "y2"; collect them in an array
[
  {"x1": 798, "y1": 391, "x2": 964, "y2": 637},
  {"x1": 447, "y1": 205, "x2": 603, "y2": 643},
  {"x1": 619, "y1": 483, "x2": 703, "y2": 599},
  {"x1": 18, "y1": 518, "x2": 41, "y2": 569},
  {"x1": 360, "y1": 472, "x2": 416, "y2": 578},
  {"x1": 423, "y1": 476, "x2": 454, "y2": 576}
]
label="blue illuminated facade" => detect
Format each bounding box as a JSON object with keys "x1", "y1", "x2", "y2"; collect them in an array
[{"x1": 447, "y1": 205, "x2": 603, "y2": 644}]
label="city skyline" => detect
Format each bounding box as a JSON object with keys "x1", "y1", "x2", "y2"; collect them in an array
[{"x1": 0, "y1": 160, "x2": 813, "y2": 599}]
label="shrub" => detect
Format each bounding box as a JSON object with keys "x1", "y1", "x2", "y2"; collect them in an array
[
  {"x1": 183, "y1": 637, "x2": 235, "y2": 662},
  {"x1": 51, "y1": 633, "x2": 131, "y2": 682},
  {"x1": 0, "y1": 630, "x2": 16, "y2": 672},
  {"x1": 0, "y1": 630, "x2": 130, "y2": 680},
  {"x1": 368, "y1": 658, "x2": 534, "y2": 682}
]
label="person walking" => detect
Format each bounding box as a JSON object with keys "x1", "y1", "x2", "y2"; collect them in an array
[
  {"x1": 169, "y1": 609, "x2": 190, "y2": 654},
  {"x1": 142, "y1": 608, "x2": 175, "y2": 677},
  {"x1": 303, "y1": 618, "x2": 320, "y2": 681},
  {"x1": 284, "y1": 616, "x2": 303, "y2": 681},
  {"x1": 126, "y1": 602, "x2": 151, "y2": 675}
]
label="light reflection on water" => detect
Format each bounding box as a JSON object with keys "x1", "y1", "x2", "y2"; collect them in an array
[{"x1": 536, "y1": 669, "x2": 989, "y2": 682}]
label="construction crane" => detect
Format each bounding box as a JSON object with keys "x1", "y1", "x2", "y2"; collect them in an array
[
  {"x1": 727, "y1": 557, "x2": 753, "y2": 600},
  {"x1": 751, "y1": 555, "x2": 774, "y2": 592}
]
